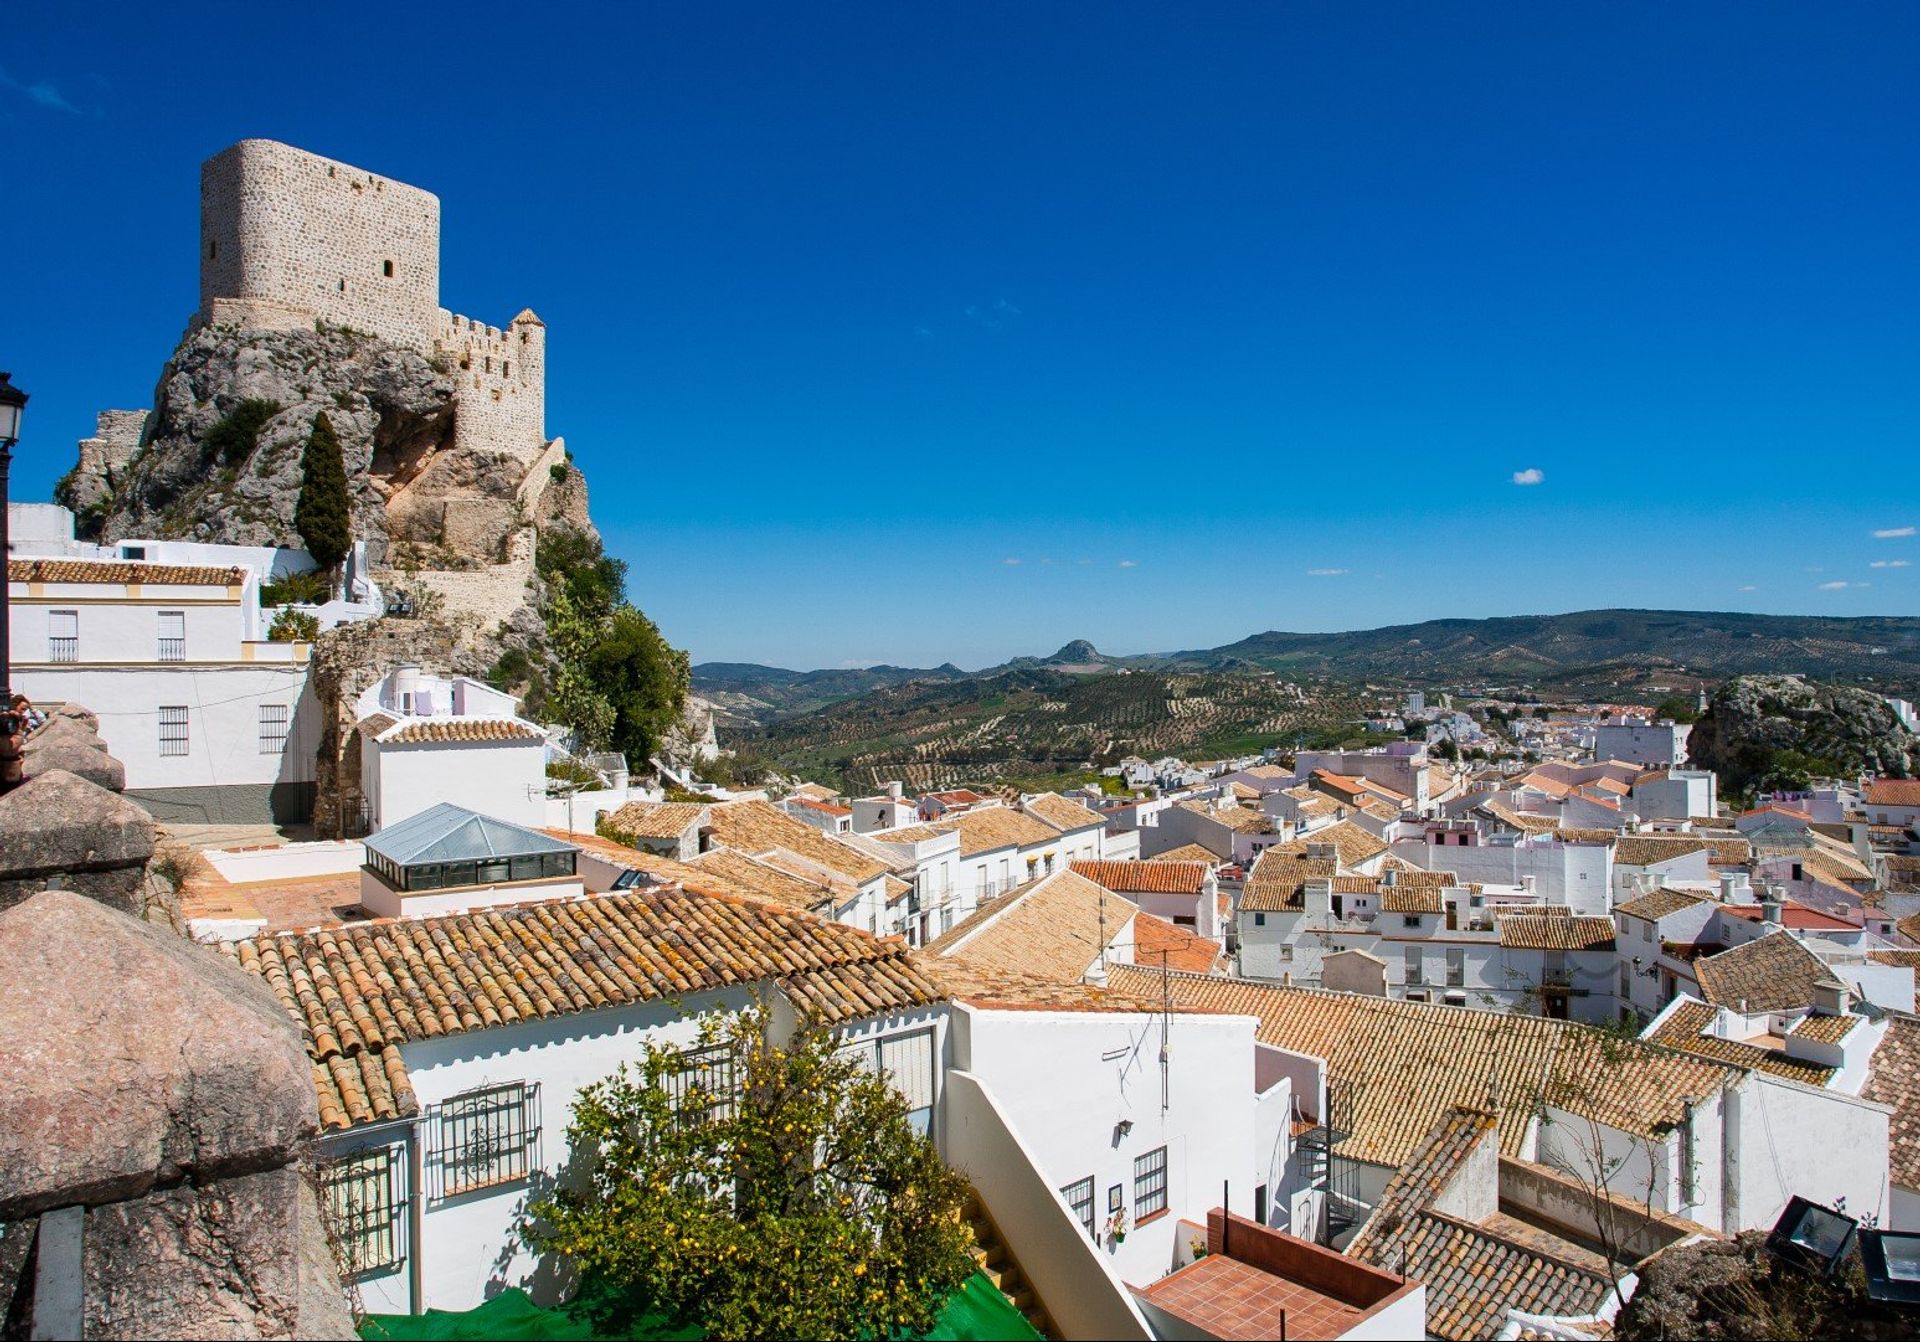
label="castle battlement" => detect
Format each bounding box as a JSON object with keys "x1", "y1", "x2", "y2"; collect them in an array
[{"x1": 198, "y1": 139, "x2": 548, "y2": 464}]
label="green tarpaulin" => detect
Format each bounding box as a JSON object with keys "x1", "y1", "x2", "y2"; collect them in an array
[{"x1": 358, "y1": 1271, "x2": 1040, "y2": 1342}]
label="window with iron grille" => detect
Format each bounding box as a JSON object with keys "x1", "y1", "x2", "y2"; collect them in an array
[
  {"x1": 1133, "y1": 1146, "x2": 1168, "y2": 1219},
  {"x1": 663, "y1": 1042, "x2": 737, "y2": 1126},
  {"x1": 841, "y1": 1029, "x2": 936, "y2": 1135},
  {"x1": 157, "y1": 610, "x2": 186, "y2": 662},
  {"x1": 1061, "y1": 1176, "x2": 1095, "y2": 1238},
  {"x1": 434, "y1": 1081, "x2": 539, "y2": 1198},
  {"x1": 158, "y1": 706, "x2": 190, "y2": 757},
  {"x1": 318, "y1": 1144, "x2": 407, "y2": 1276},
  {"x1": 48, "y1": 610, "x2": 78, "y2": 663},
  {"x1": 259, "y1": 703, "x2": 290, "y2": 755}
]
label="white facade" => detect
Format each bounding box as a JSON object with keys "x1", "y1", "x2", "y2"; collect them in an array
[
  {"x1": 329, "y1": 989, "x2": 946, "y2": 1314},
  {"x1": 8, "y1": 559, "x2": 324, "y2": 822},
  {"x1": 1593, "y1": 720, "x2": 1690, "y2": 767},
  {"x1": 1390, "y1": 836, "x2": 1614, "y2": 914}
]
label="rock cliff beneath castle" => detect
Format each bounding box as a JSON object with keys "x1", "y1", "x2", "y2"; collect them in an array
[{"x1": 1689, "y1": 673, "x2": 1918, "y2": 792}]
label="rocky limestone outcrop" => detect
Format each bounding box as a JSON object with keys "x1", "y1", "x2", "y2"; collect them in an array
[
  {"x1": 0, "y1": 770, "x2": 155, "y2": 913},
  {"x1": 72, "y1": 323, "x2": 455, "y2": 552},
  {"x1": 1689, "y1": 673, "x2": 1919, "y2": 792}
]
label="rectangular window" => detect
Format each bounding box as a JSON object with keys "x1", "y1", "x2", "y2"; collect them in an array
[
  {"x1": 1405, "y1": 948, "x2": 1423, "y2": 984},
  {"x1": 1254, "y1": 912, "x2": 1266, "y2": 927},
  {"x1": 1133, "y1": 1146, "x2": 1169, "y2": 1220},
  {"x1": 1061, "y1": 1176, "x2": 1096, "y2": 1239},
  {"x1": 434, "y1": 1081, "x2": 539, "y2": 1198},
  {"x1": 1443, "y1": 991, "x2": 1468, "y2": 1007},
  {"x1": 158, "y1": 706, "x2": 189, "y2": 757},
  {"x1": 1446, "y1": 947, "x2": 1465, "y2": 987},
  {"x1": 157, "y1": 610, "x2": 186, "y2": 662},
  {"x1": 664, "y1": 1042, "x2": 737, "y2": 1127},
  {"x1": 48, "y1": 610, "x2": 78, "y2": 663},
  {"x1": 318, "y1": 1144, "x2": 407, "y2": 1277},
  {"x1": 1403, "y1": 914, "x2": 1421, "y2": 928},
  {"x1": 879, "y1": 1030, "x2": 937, "y2": 1134},
  {"x1": 259, "y1": 703, "x2": 289, "y2": 754}
]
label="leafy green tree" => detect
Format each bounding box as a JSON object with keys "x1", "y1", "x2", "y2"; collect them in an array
[
  {"x1": 1650, "y1": 694, "x2": 1700, "y2": 724},
  {"x1": 294, "y1": 412, "x2": 353, "y2": 567},
  {"x1": 1431, "y1": 738, "x2": 1461, "y2": 761},
  {"x1": 267, "y1": 607, "x2": 319, "y2": 642},
  {"x1": 528, "y1": 1005, "x2": 975, "y2": 1342},
  {"x1": 586, "y1": 604, "x2": 692, "y2": 764},
  {"x1": 205, "y1": 398, "x2": 282, "y2": 468}
]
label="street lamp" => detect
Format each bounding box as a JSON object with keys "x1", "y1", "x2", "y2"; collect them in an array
[{"x1": 0, "y1": 371, "x2": 30, "y2": 793}]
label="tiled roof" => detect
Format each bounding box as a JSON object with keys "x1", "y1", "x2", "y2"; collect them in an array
[
  {"x1": 1371, "y1": 1209, "x2": 1612, "y2": 1341},
  {"x1": 1345, "y1": 1107, "x2": 1615, "y2": 1341},
  {"x1": 706, "y1": 800, "x2": 891, "y2": 882},
  {"x1": 786, "y1": 796, "x2": 852, "y2": 817},
  {"x1": 1175, "y1": 800, "x2": 1277, "y2": 836},
  {"x1": 1348, "y1": 1105, "x2": 1496, "y2": 1262},
  {"x1": 1106, "y1": 968, "x2": 1731, "y2": 1167},
  {"x1": 227, "y1": 885, "x2": 943, "y2": 1131},
  {"x1": 1886, "y1": 855, "x2": 1920, "y2": 892},
  {"x1": 1899, "y1": 914, "x2": 1920, "y2": 945},
  {"x1": 1023, "y1": 792, "x2": 1106, "y2": 832},
  {"x1": 1645, "y1": 1000, "x2": 1836, "y2": 1086},
  {"x1": 357, "y1": 711, "x2": 400, "y2": 737},
  {"x1": 1269, "y1": 819, "x2": 1389, "y2": 867},
  {"x1": 1552, "y1": 828, "x2": 1621, "y2": 845},
  {"x1": 1157, "y1": 843, "x2": 1223, "y2": 865},
  {"x1": 1379, "y1": 885, "x2": 1446, "y2": 915},
  {"x1": 1706, "y1": 835, "x2": 1753, "y2": 865},
  {"x1": 1863, "y1": 1015, "x2": 1920, "y2": 1189},
  {"x1": 1132, "y1": 914, "x2": 1228, "y2": 973},
  {"x1": 1239, "y1": 851, "x2": 1338, "y2": 913},
  {"x1": 380, "y1": 716, "x2": 545, "y2": 745},
  {"x1": 789, "y1": 783, "x2": 840, "y2": 802},
  {"x1": 865, "y1": 822, "x2": 954, "y2": 846},
  {"x1": 1615, "y1": 888, "x2": 1708, "y2": 922},
  {"x1": 1694, "y1": 933, "x2": 1836, "y2": 1013},
  {"x1": 1070, "y1": 859, "x2": 1209, "y2": 895},
  {"x1": 1867, "y1": 779, "x2": 1920, "y2": 807},
  {"x1": 558, "y1": 829, "x2": 851, "y2": 913},
  {"x1": 1788, "y1": 1012, "x2": 1861, "y2": 1044},
  {"x1": 601, "y1": 800, "x2": 709, "y2": 839},
  {"x1": 1498, "y1": 915, "x2": 1616, "y2": 951},
  {"x1": 1477, "y1": 800, "x2": 1560, "y2": 834},
  {"x1": 923, "y1": 869, "x2": 1132, "y2": 983},
  {"x1": 7, "y1": 557, "x2": 246, "y2": 586},
  {"x1": 1869, "y1": 950, "x2": 1920, "y2": 969},
  {"x1": 945, "y1": 805, "x2": 1063, "y2": 857},
  {"x1": 1614, "y1": 836, "x2": 1711, "y2": 868}
]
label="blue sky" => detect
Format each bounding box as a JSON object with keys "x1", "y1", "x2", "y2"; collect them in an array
[{"x1": 7, "y1": 2, "x2": 1917, "y2": 668}]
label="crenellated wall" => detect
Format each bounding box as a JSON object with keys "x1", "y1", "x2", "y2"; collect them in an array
[{"x1": 434, "y1": 309, "x2": 547, "y2": 463}]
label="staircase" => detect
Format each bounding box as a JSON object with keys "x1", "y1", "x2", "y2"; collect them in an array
[{"x1": 964, "y1": 1193, "x2": 1057, "y2": 1339}]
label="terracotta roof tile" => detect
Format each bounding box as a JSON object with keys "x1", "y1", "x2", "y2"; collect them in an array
[
  {"x1": 1131, "y1": 914, "x2": 1229, "y2": 974},
  {"x1": 8, "y1": 557, "x2": 246, "y2": 586},
  {"x1": 1867, "y1": 780, "x2": 1920, "y2": 808},
  {"x1": 1694, "y1": 933, "x2": 1836, "y2": 1013},
  {"x1": 600, "y1": 801, "x2": 710, "y2": 840},
  {"x1": 1157, "y1": 843, "x2": 1223, "y2": 865},
  {"x1": 1022, "y1": 792, "x2": 1106, "y2": 832},
  {"x1": 1239, "y1": 851, "x2": 1337, "y2": 913},
  {"x1": 706, "y1": 800, "x2": 891, "y2": 882},
  {"x1": 381, "y1": 717, "x2": 545, "y2": 745},
  {"x1": 227, "y1": 885, "x2": 940, "y2": 1131},
  {"x1": 1615, "y1": 888, "x2": 1709, "y2": 922},
  {"x1": 1105, "y1": 968, "x2": 1732, "y2": 1168},
  {"x1": 944, "y1": 805, "x2": 1063, "y2": 857},
  {"x1": 1070, "y1": 859, "x2": 1209, "y2": 895},
  {"x1": 923, "y1": 869, "x2": 1133, "y2": 983},
  {"x1": 1268, "y1": 819, "x2": 1389, "y2": 867},
  {"x1": 1498, "y1": 915, "x2": 1616, "y2": 951},
  {"x1": 1175, "y1": 799, "x2": 1278, "y2": 836},
  {"x1": 1646, "y1": 1000, "x2": 1837, "y2": 1086},
  {"x1": 1864, "y1": 1015, "x2": 1920, "y2": 1188},
  {"x1": 1613, "y1": 836, "x2": 1711, "y2": 867}
]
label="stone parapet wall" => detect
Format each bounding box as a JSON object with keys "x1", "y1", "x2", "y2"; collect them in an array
[
  {"x1": 200, "y1": 139, "x2": 440, "y2": 350},
  {"x1": 436, "y1": 309, "x2": 546, "y2": 464}
]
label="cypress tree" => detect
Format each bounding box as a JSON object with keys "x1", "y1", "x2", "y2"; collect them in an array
[{"x1": 294, "y1": 412, "x2": 353, "y2": 568}]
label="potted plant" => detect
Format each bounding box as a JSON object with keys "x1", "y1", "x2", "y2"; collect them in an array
[{"x1": 1106, "y1": 1208, "x2": 1130, "y2": 1245}]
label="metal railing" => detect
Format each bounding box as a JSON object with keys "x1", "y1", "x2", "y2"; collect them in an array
[
  {"x1": 157, "y1": 638, "x2": 185, "y2": 662},
  {"x1": 48, "y1": 637, "x2": 77, "y2": 663}
]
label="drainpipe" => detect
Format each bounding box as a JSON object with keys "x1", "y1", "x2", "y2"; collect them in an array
[{"x1": 408, "y1": 1117, "x2": 426, "y2": 1315}]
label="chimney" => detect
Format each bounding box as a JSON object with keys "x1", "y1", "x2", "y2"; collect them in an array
[
  {"x1": 1305, "y1": 842, "x2": 1336, "y2": 862},
  {"x1": 1811, "y1": 979, "x2": 1852, "y2": 1016},
  {"x1": 1304, "y1": 878, "x2": 1334, "y2": 918},
  {"x1": 1762, "y1": 897, "x2": 1783, "y2": 925},
  {"x1": 887, "y1": 781, "x2": 903, "y2": 800}
]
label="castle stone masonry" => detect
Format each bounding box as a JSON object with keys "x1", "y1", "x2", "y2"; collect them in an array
[{"x1": 199, "y1": 138, "x2": 546, "y2": 466}]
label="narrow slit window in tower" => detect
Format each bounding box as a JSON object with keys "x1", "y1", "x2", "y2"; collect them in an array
[{"x1": 383, "y1": 260, "x2": 394, "y2": 278}]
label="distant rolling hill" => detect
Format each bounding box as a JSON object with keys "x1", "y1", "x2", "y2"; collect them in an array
[{"x1": 697, "y1": 611, "x2": 1920, "y2": 727}]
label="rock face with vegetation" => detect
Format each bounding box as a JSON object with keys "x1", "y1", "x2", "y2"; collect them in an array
[{"x1": 1688, "y1": 674, "x2": 1918, "y2": 795}]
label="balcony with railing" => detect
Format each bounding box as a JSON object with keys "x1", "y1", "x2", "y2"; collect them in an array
[
  {"x1": 157, "y1": 637, "x2": 186, "y2": 662},
  {"x1": 48, "y1": 637, "x2": 78, "y2": 663}
]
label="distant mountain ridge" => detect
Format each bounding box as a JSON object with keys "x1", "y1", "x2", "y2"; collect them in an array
[{"x1": 696, "y1": 609, "x2": 1920, "y2": 723}]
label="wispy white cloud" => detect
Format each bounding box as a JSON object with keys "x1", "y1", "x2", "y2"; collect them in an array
[
  {"x1": 1873, "y1": 526, "x2": 1915, "y2": 539},
  {"x1": 1002, "y1": 557, "x2": 1021, "y2": 566},
  {"x1": 1872, "y1": 560, "x2": 1911, "y2": 569},
  {"x1": 0, "y1": 65, "x2": 80, "y2": 114},
  {"x1": 1511, "y1": 468, "x2": 1544, "y2": 486},
  {"x1": 1118, "y1": 560, "x2": 1138, "y2": 569},
  {"x1": 1738, "y1": 585, "x2": 1758, "y2": 592},
  {"x1": 913, "y1": 326, "x2": 934, "y2": 339},
  {"x1": 964, "y1": 298, "x2": 1023, "y2": 331},
  {"x1": 1306, "y1": 567, "x2": 1349, "y2": 577},
  {"x1": 1818, "y1": 580, "x2": 1870, "y2": 591}
]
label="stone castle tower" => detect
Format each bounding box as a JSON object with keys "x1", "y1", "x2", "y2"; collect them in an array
[{"x1": 197, "y1": 138, "x2": 547, "y2": 468}]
